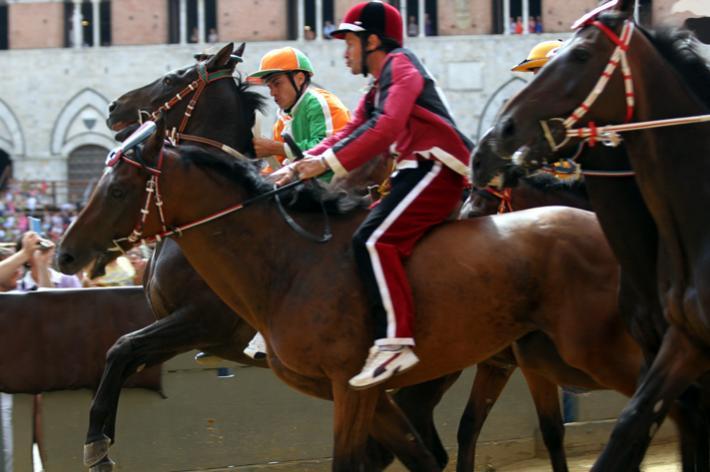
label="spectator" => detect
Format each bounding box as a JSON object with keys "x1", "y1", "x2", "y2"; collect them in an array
[
  {"x1": 0, "y1": 246, "x2": 22, "y2": 292},
  {"x1": 515, "y1": 16, "x2": 524, "y2": 34},
  {"x1": 304, "y1": 25, "x2": 316, "y2": 40},
  {"x1": 208, "y1": 28, "x2": 218, "y2": 43},
  {"x1": 529, "y1": 17, "x2": 537, "y2": 34},
  {"x1": 86, "y1": 256, "x2": 136, "y2": 287},
  {"x1": 535, "y1": 16, "x2": 544, "y2": 33},
  {"x1": 190, "y1": 27, "x2": 199, "y2": 43},
  {"x1": 126, "y1": 247, "x2": 148, "y2": 286},
  {"x1": 0, "y1": 232, "x2": 43, "y2": 289},
  {"x1": 16, "y1": 236, "x2": 81, "y2": 290},
  {"x1": 407, "y1": 15, "x2": 418, "y2": 37},
  {"x1": 424, "y1": 13, "x2": 434, "y2": 36},
  {"x1": 323, "y1": 20, "x2": 336, "y2": 39}
]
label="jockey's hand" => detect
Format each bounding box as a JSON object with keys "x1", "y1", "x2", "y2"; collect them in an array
[
  {"x1": 293, "y1": 156, "x2": 329, "y2": 180},
  {"x1": 252, "y1": 137, "x2": 286, "y2": 158}
]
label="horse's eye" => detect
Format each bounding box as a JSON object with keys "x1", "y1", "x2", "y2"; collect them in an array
[
  {"x1": 571, "y1": 48, "x2": 592, "y2": 63},
  {"x1": 163, "y1": 76, "x2": 173, "y2": 86},
  {"x1": 109, "y1": 186, "x2": 125, "y2": 199}
]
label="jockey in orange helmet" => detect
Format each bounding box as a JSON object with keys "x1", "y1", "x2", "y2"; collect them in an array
[
  {"x1": 277, "y1": 1, "x2": 473, "y2": 389},
  {"x1": 249, "y1": 47, "x2": 350, "y2": 175}
]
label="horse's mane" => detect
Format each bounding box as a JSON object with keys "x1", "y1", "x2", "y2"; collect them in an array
[
  {"x1": 178, "y1": 145, "x2": 367, "y2": 214},
  {"x1": 599, "y1": 12, "x2": 710, "y2": 110},
  {"x1": 643, "y1": 27, "x2": 710, "y2": 110},
  {"x1": 522, "y1": 172, "x2": 588, "y2": 198},
  {"x1": 234, "y1": 73, "x2": 267, "y2": 116}
]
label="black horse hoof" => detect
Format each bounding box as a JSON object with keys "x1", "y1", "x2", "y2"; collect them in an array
[{"x1": 84, "y1": 434, "x2": 111, "y2": 467}]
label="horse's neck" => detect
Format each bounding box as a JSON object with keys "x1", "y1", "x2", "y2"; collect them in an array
[
  {"x1": 182, "y1": 84, "x2": 252, "y2": 153},
  {"x1": 163, "y1": 168, "x2": 366, "y2": 330},
  {"x1": 624, "y1": 47, "x2": 710, "y2": 279}
]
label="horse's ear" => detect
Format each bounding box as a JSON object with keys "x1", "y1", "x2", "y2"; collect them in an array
[
  {"x1": 205, "y1": 43, "x2": 235, "y2": 71},
  {"x1": 616, "y1": 0, "x2": 635, "y2": 16},
  {"x1": 234, "y1": 42, "x2": 246, "y2": 58}
]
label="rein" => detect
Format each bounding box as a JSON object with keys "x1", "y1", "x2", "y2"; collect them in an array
[
  {"x1": 138, "y1": 62, "x2": 250, "y2": 161},
  {"x1": 108, "y1": 142, "x2": 332, "y2": 252},
  {"x1": 479, "y1": 187, "x2": 513, "y2": 213},
  {"x1": 541, "y1": 17, "x2": 710, "y2": 151}
]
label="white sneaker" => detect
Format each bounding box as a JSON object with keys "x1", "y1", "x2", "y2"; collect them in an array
[
  {"x1": 243, "y1": 332, "x2": 267, "y2": 360},
  {"x1": 348, "y1": 345, "x2": 419, "y2": 389}
]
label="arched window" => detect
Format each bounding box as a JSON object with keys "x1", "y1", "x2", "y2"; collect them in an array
[
  {"x1": 67, "y1": 145, "x2": 108, "y2": 204},
  {"x1": 0, "y1": 150, "x2": 11, "y2": 191}
]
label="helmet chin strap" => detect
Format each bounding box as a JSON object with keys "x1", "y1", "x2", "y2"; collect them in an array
[
  {"x1": 359, "y1": 33, "x2": 386, "y2": 78},
  {"x1": 284, "y1": 72, "x2": 307, "y2": 113}
]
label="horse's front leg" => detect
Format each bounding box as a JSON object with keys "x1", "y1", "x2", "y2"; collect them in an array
[
  {"x1": 456, "y1": 361, "x2": 515, "y2": 472},
  {"x1": 331, "y1": 382, "x2": 380, "y2": 472},
  {"x1": 592, "y1": 326, "x2": 710, "y2": 472},
  {"x1": 85, "y1": 308, "x2": 209, "y2": 471}
]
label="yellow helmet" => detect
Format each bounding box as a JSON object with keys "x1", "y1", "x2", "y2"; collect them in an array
[{"x1": 512, "y1": 40, "x2": 564, "y2": 73}]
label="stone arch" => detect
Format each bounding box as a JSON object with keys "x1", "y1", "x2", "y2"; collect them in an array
[
  {"x1": 476, "y1": 76, "x2": 528, "y2": 142},
  {"x1": 0, "y1": 99, "x2": 25, "y2": 157},
  {"x1": 51, "y1": 88, "x2": 114, "y2": 155}
]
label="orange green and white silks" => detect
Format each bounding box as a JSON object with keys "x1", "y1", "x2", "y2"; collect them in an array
[{"x1": 272, "y1": 86, "x2": 350, "y2": 176}]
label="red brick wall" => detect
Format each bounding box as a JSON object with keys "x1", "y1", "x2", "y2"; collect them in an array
[
  {"x1": 542, "y1": 0, "x2": 598, "y2": 33},
  {"x1": 438, "y1": 0, "x2": 492, "y2": 35},
  {"x1": 9, "y1": 3, "x2": 64, "y2": 49},
  {"x1": 111, "y1": 0, "x2": 168, "y2": 45},
  {"x1": 218, "y1": 0, "x2": 288, "y2": 42}
]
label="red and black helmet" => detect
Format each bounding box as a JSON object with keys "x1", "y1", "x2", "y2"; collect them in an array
[{"x1": 331, "y1": 1, "x2": 403, "y2": 47}]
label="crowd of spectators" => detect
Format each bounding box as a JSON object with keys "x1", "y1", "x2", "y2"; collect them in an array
[
  {"x1": 0, "y1": 180, "x2": 78, "y2": 244},
  {"x1": 0, "y1": 180, "x2": 151, "y2": 290}
]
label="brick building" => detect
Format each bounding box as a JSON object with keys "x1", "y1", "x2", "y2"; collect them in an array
[{"x1": 0, "y1": 0, "x2": 705, "y2": 202}]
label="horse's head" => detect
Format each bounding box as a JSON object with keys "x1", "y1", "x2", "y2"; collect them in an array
[
  {"x1": 58, "y1": 122, "x2": 170, "y2": 275},
  {"x1": 494, "y1": 0, "x2": 638, "y2": 171},
  {"x1": 107, "y1": 42, "x2": 249, "y2": 142}
]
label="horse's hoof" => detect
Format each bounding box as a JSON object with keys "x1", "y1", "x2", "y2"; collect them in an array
[
  {"x1": 89, "y1": 457, "x2": 116, "y2": 472},
  {"x1": 84, "y1": 435, "x2": 111, "y2": 467}
]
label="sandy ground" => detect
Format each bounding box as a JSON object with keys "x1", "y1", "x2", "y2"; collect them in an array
[
  {"x1": 495, "y1": 441, "x2": 680, "y2": 472},
  {"x1": 223, "y1": 441, "x2": 680, "y2": 471}
]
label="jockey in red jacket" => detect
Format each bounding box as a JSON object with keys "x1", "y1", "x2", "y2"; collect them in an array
[{"x1": 281, "y1": 0, "x2": 473, "y2": 389}]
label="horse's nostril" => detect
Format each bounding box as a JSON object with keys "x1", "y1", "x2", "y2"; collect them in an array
[
  {"x1": 501, "y1": 117, "x2": 516, "y2": 139},
  {"x1": 108, "y1": 101, "x2": 117, "y2": 113},
  {"x1": 58, "y1": 252, "x2": 75, "y2": 269}
]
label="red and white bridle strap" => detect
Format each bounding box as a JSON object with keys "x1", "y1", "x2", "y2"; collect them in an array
[
  {"x1": 541, "y1": 20, "x2": 635, "y2": 151},
  {"x1": 109, "y1": 148, "x2": 167, "y2": 253}
]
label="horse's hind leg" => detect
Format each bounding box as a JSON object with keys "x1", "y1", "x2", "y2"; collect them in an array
[
  {"x1": 456, "y1": 362, "x2": 515, "y2": 472},
  {"x1": 370, "y1": 390, "x2": 442, "y2": 472},
  {"x1": 519, "y1": 367, "x2": 568, "y2": 472},
  {"x1": 85, "y1": 309, "x2": 208, "y2": 468},
  {"x1": 592, "y1": 326, "x2": 710, "y2": 472},
  {"x1": 392, "y1": 372, "x2": 461, "y2": 469}
]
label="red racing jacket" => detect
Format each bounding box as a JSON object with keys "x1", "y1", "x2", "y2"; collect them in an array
[{"x1": 309, "y1": 48, "x2": 473, "y2": 178}]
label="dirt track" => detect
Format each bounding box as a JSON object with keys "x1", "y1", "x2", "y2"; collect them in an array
[{"x1": 496, "y1": 441, "x2": 679, "y2": 472}]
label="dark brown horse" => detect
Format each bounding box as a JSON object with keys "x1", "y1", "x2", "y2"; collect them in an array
[
  {"x1": 490, "y1": 1, "x2": 710, "y2": 469},
  {"x1": 58, "y1": 120, "x2": 643, "y2": 471},
  {"x1": 87, "y1": 42, "x2": 450, "y2": 471}
]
